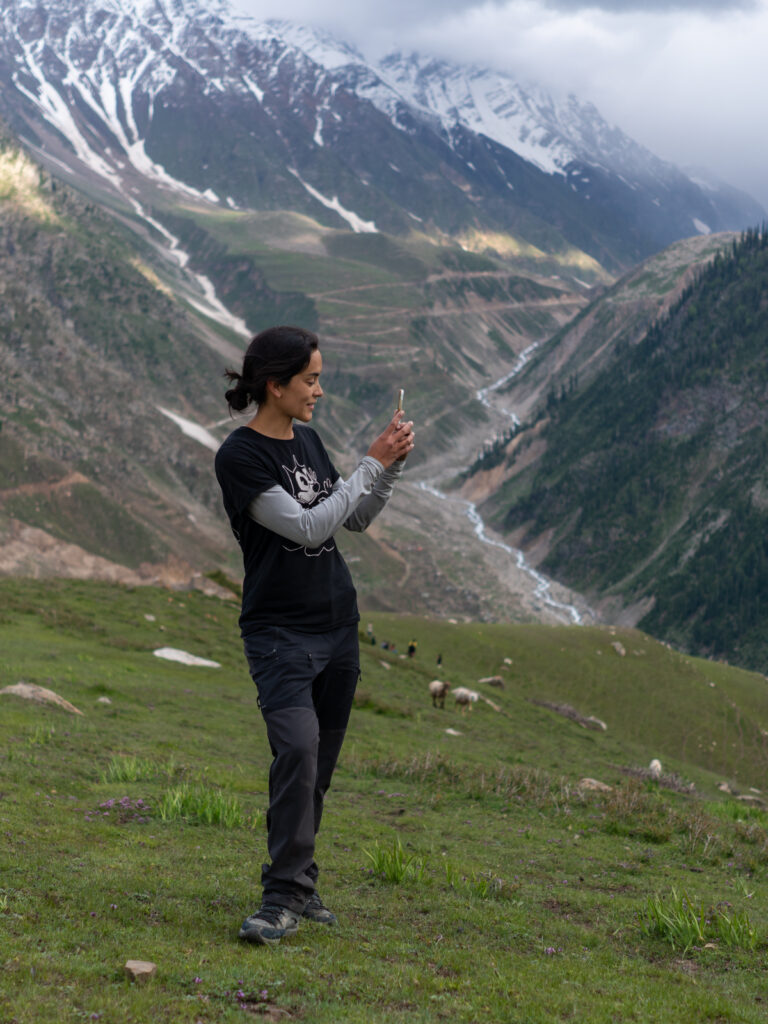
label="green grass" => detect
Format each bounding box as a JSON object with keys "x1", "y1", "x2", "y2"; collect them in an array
[
  {"x1": 2, "y1": 578, "x2": 768, "y2": 1022},
  {"x1": 100, "y1": 754, "x2": 159, "y2": 784},
  {"x1": 156, "y1": 783, "x2": 251, "y2": 828},
  {"x1": 364, "y1": 836, "x2": 427, "y2": 884},
  {"x1": 639, "y1": 888, "x2": 759, "y2": 953}
]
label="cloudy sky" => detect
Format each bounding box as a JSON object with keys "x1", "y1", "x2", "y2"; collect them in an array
[{"x1": 231, "y1": 0, "x2": 768, "y2": 209}]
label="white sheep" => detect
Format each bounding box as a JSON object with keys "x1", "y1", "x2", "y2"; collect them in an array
[
  {"x1": 428, "y1": 679, "x2": 451, "y2": 709},
  {"x1": 452, "y1": 686, "x2": 479, "y2": 714},
  {"x1": 649, "y1": 758, "x2": 662, "y2": 779}
]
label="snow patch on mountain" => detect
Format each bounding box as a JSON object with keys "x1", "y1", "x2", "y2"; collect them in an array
[
  {"x1": 158, "y1": 407, "x2": 221, "y2": 452},
  {"x1": 288, "y1": 167, "x2": 378, "y2": 233}
]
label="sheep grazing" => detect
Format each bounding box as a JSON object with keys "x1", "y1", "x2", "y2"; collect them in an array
[
  {"x1": 428, "y1": 679, "x2": 451, "y2": 709},
  {"x1": 649, "y1": 758, "x2": 662, "y2": 779},
  {"x1": 452, "y1": 686, "x2": 479, "y2": 714}
]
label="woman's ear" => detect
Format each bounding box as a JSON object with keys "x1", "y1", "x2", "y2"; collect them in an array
[{"x1": 265, "y1": 379, "x2": 282, "y2": 400}]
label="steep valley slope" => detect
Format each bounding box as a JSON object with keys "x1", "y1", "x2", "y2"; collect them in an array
[{"x1": 468, "y1": 229, "x2": 768, "y2": 669}]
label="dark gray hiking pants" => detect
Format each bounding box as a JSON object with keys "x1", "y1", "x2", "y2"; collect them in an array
[{"x1": 243, "y1": 623, "x2": 359, "y2": 913}]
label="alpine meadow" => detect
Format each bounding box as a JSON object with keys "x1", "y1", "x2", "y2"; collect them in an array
[{"x1": 1, "y1": 2, "x2": 768, "y2": 1022}]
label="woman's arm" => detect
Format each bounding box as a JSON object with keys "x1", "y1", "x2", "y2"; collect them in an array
[
  {"x1": 341, "y1": 461, "x2": 403, "y2": 532},
  {"x1": 246, "y1": 456, "x2": 384, "y2": 546}
]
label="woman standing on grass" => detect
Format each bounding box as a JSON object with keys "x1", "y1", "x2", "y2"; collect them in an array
[{"x1": 214, "y1": 325, "x2": 414, "y2": 946}]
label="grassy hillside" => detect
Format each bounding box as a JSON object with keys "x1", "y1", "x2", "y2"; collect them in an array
[{"x1": 2, "y1": 579, "x2": 768, "y2": 1022}]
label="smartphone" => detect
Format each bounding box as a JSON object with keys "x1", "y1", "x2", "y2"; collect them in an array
[{"x1": 396, "y1": 388, "x2": 405, "y2": 412}]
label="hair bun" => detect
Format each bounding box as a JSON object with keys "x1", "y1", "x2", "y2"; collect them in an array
[{"x1": 224, "y1": 382, "x2": 250, "y2": 413}]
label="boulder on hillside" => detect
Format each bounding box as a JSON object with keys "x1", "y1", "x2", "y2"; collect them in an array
[
  {"x1": 152, "y1": 647, "x2": 220, "y2": 668},
  {"x1": 124, "y1": 960, "x2": 157, "y2": 983},
  {"x1": 0, "y1": 682, "x2": 83, "y2": 715}
]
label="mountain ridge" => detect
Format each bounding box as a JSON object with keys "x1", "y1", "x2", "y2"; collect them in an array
[{"x1": 0, "y1": 0, "x2": 761, "y2": 276}]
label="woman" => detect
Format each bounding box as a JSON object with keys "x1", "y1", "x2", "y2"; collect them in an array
[{"x1": 214, "y1": 325, "x2": 414, "y2": 946}]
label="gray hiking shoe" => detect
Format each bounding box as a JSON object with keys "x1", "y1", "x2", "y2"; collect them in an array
[
  {"x1": 238, "y1": 903, "x2": 301, "y2": 946},
  {"x1": 301, "y1": 892, "x2": 337, "y2": 925}
]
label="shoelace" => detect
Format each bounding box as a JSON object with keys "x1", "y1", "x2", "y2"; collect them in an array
[{"x1": 254, "y1": 903, "x2": 289, "y2": 926}]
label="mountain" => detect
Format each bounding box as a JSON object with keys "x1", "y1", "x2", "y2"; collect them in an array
[
  {"x1": 0, "y1": 125, "x2": 593, "y2": 616},
  {"x1": 0, "y1": 0, "x2": 765, "y2": 633},
  {"x1": 0, "y1": 0, "x2": 761, "y2": 277},
  {"x1": 468, "y1": 229, "x2": 768, "y2": 670},
  {"x1": 0, "y1": 134, "x2": 239, "y2": 586}
]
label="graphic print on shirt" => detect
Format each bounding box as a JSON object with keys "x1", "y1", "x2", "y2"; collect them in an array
[{"x1": 281, "y1": 455, "x2": 335, "y2": 556}]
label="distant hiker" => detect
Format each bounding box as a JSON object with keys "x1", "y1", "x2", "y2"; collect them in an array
[
  {"x1": 407, "y1": 639, "x2": 417, "y2": 658},
  {"x1": 215, "y1": 325, "x2": 415, "y2": 946}
]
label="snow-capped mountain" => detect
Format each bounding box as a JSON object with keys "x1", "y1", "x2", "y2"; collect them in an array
[{"x1": 0, "y1": 0, "x2": 762, "y2": 272}]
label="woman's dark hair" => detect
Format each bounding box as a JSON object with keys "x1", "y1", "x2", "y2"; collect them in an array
[{"x1": 224, "y1": 325, "x2": 319, "y2": 413}]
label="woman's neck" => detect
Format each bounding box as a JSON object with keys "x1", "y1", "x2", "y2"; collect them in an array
[{"x1": 247, "y1": 404, "x2": 294, "y2": 439}]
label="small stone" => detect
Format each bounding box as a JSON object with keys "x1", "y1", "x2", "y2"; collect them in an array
[
  {"x1": 478, "y1": 675, "x2": 505, "y2": 688},
  {"x1": 579, "y1": 777, "x2": 612, "y2": 793},
  {"x1": 96, "y1": 696, "x2": 112, "y2": 705},
  {"x1": 124, "y1": 960, "x2": 157, "y2": 983},
  {"x1": 379, "y1": 660, "x2": 391, "y2": 670},
  {"x1": 611, "y1": 641, "x2": 626, "y2": 657},
  {"x1": 584, "y1": 715, "x2": 608, "y2": 731},
  {"x1": 736, "y1": 794, "x2": 766, "y2": 808},
  {"x1": 144, "y1": 614, "x2": 156, "y2": 622}
]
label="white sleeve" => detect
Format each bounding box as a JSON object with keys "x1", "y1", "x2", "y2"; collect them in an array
[
  {"x1": 342, "y1": 461, "x2": 404, "y2": 532},
  {"x1": 246, "y1": 456, "x2": 384, "y2": 546}
]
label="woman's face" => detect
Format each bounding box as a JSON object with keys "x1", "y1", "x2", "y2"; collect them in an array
[{"x1": 274, "y1": 348, "x2": 323, "y2": 422}]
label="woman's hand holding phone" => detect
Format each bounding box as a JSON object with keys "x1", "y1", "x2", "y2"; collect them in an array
[{"x1": 367, "y1": 407, "x2": 415, "y2": 467}]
